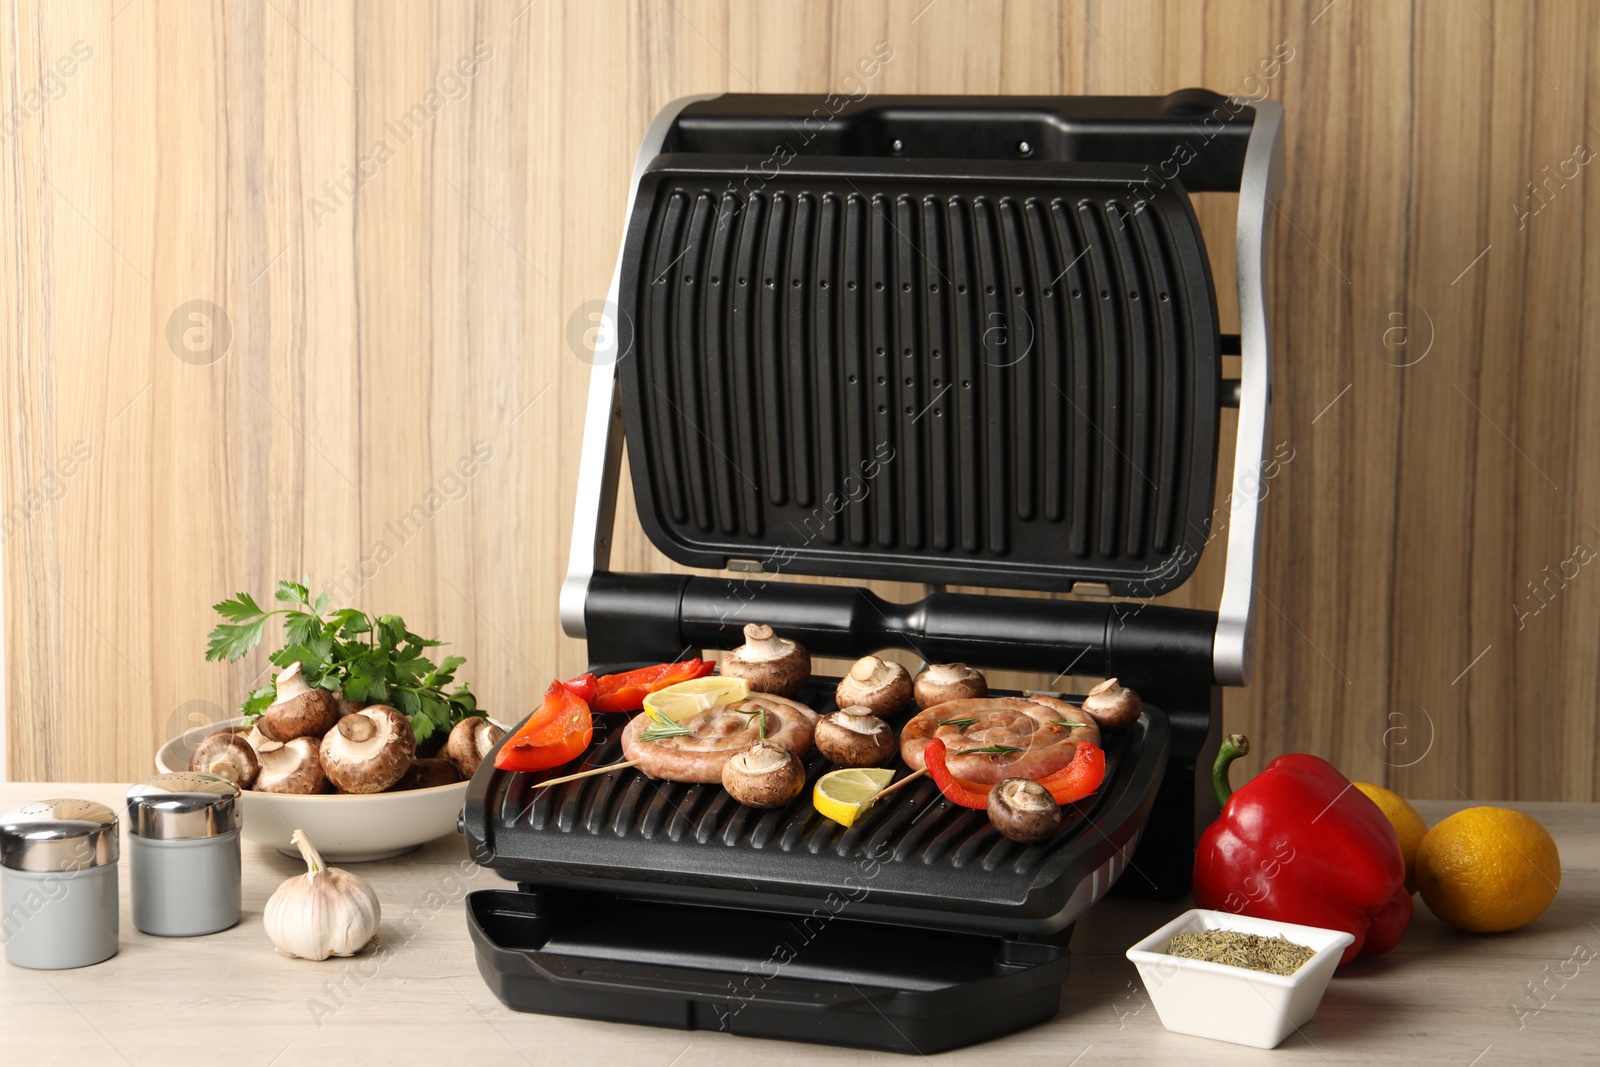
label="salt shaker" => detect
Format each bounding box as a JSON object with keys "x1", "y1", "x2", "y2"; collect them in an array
[
  {"x1": 0, "y1": 799, "x2": 120, "y2": 969},
  {"x1": 125, "y1": 773, "x2": 242, "y2": 936}
]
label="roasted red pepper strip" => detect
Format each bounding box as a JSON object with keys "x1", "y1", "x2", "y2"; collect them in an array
[
  {"x1": 1036, "y1": 741, "x2": 1106, "y2": 805},
  {"x1": 514, "y1": 690, "x2": 592, "y2": 751},
  {"x1": 494, "y1": 676, "x2": 597, "y2": 773},
  {"x1": 924, "y1": 739, "x2": 991, "y2": 809},
  {"x1": 1192, "y1": 734, "x2": 1411, "y2": 967},
  {"x1": 498, "y1": 674, "x2": 596, "y2": 749},
  {"x1": 588, "y1": 659, "x2": 714, "y2": 714},
  {"x1": 564, "y1": 673, "x2": 599, "y2": 705},
  {"x1": 926, "y1": 737, "x2": 1107, "y2": 809}
]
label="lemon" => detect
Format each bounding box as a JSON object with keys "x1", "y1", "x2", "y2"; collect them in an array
[
  {"x1": 813, "y1": 768, "x2": 896, "y2": 827},
  {"x1": 1415, "y1": 807, "x2": 1561, "y2": 933},
  {"x1": 1353, "y1": 782, "x2": 1429, "y2": 894},
  {"x1": 640, "y1": 676, "x2": 750, "y2": 724}
]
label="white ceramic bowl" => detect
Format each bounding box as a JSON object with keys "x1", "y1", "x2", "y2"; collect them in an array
[
  {"x1": 1125, "y1": 908, "x2": 1354, "y2": 1050},
  {"x1": 156, "y1": 718, "x2": 470, "y2": 863}
]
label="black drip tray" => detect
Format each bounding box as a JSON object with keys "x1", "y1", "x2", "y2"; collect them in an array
[{"x1": 467, "y1": 887, "x2": 1072, "y2": 1053}]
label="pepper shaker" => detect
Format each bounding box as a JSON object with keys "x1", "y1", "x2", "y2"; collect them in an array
[
  {"x1": 125, "y1": 773, "x2": 242, "y2": 936},
  {"x1": 0, "y1": 799, "x2": 120, "y2": 969}
]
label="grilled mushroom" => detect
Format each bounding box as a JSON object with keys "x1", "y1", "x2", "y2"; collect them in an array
[
  {"x1": 719, "y1": 623, "x2": 810, "y2": 697},
  {"x1": 1081, "y1": 677, "x2": 1142, "y2": 730},
  {"x1": 189, "y1": 730, "x2": 260, "y2": 789},
  {"x1": 258, "y1": 662, "x2": 339, "y2": 742},
  {"x1": 722, "y1": 740, "x2": 806, "y2": 808},
  {"x1": 443, "y1": 717, "x2": 505, "y2": 778},
  {"x1": 814, "y1": 706, "x2": 896, "y2": 767},
  {"x1": 255, "y1": 737, "x2": 327, "y2": 794},
  {"x1": 834, "y1": 656, "x2": 912, "y2": 718},
  {"x1": 393, "y1": 758, "x2": 463, "y2": 791},
  {"x1": 987, "y1": 777, "x2": 1062, "y2": 843},
  {"x1": 915, "y1": 663, "x2": 987, "y2": 708},
  {"x1": 320, "y1": 706, "x2": 415, "y2": 793}
]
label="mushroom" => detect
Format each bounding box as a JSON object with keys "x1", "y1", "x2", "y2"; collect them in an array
[
  {"x1": 392, "y1": 758, "x2": 463, "y2": 791},
  {"x1": 255, "y1": 737, "x2": 328, "y2": 794},
  {"x1": 718, "y1": 623, "x2": 810, "y2": 697},
  {"x1": 834, "y1": 656, "x2": 912, "y2": 718},
  {"x1": 915, "y1": 663, "x2": 987, "y2": 708},
  {"x1": 443, "y1": 717, "x2": 506, "y2": 779},
  {"x1": 207, "y1": 722, "x2": 264, "y2": 747},
  {"x1": 814, "y1": 706, "x2": 896, "y2": 767},
  {"x1": 189, "y1": 730, "x2": 260, "y2": 789},
  {"x1": 1081, "y1": 677, "x2": 1142, "y2": 730},
  {"x1": 721, "y1": 740, "x2": 807, "y2": 808},
  {"x1": 319, "y1": 706, "x2": 416, "y2": 793},
  {"x1": 331, "y1": 692, "x2": 365, "y2": 719},
  {"x1": 987, "y1": 778, "x2": 1062, "y2": 843},
  {"x1": 258, "y1": 662, "x2": 339, "y2": 743}
]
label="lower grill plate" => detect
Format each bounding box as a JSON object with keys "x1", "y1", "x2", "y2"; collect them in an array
[{"x1": 465, "y1": 679, "x2": 1170, "y2": 936}]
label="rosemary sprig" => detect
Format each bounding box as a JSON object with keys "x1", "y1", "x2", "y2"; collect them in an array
[
  {"x1": 739, "y1": 705, "x2": 768, "y2": 739},
  {"x1": 938, "y1": 717, "x2": 978, "y2": 729},
  {"x1": 638, "y1": 717, "x2": 695, "y2": 743},
  {"x1": 954, "y1": 744, "x2": 1023, "y2": 756},
  {"x1": 1050, "y1": 719, "x2": 1088, "y2": 729}
]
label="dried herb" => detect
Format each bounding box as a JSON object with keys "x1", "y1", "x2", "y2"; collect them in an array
[{"x1": 1165, "y1": 930, "x2": 1315, "y2": 975}]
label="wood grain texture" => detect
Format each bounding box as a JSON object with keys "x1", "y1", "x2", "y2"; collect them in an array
[
  {"x1": 3, "y1": 1, "x2": 1598, "y2": 799},
  {"x1": 2, "y1": 785, "x2": 1596, "y2": 1063}
]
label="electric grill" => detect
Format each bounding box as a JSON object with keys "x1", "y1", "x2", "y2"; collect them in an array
[{"x1": 465, "y1": 89, "x2": 1283, "y2": 1052}]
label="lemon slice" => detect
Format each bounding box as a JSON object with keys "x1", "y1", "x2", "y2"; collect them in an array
[
  {"x1": 641, "y1": 676, "x2": 750, "y2": 724},
  {"x1": 813, "y1": 767, "x2": 896, "y2": 828}
]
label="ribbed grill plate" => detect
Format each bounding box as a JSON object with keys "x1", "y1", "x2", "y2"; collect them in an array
[
  {"x1": 470, "y1": 679, "x2": 1169, "y2": 933},
  {"x1": 616, "y1": 161, "x2": 1220, "y2": 595}
]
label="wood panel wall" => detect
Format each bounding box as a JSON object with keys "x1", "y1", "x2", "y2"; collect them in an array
[{"x1": 3, "y1": 0, "x2": 1597, "y2": 799}]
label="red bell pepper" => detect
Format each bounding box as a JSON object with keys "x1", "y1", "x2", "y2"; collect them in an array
[
  {"x1": 494, "y1": 676, "x2": 598, "y2": 773},
  {"x1": 588, "y1": 659, "x2": 714, "y2": 714},
  {"x1": 924, "y1": 738, "x2": 1107, "y2": 809},
  {"x1": 1192, "y1": 734, "x2": 1412, "y2": 967}
]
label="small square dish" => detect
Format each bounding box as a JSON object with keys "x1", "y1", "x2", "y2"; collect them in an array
[{"x1": 1125, "y1": 908, "x2": 1355, "y2": 1049}]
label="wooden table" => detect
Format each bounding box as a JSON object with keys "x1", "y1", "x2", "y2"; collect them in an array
[{"x1": 3, "y1": 786, "x2": 1594, "y2": 1065}]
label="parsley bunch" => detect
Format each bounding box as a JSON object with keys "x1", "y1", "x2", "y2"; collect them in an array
[{"x1": 204, "y1": 578, "x2": 479, "y2": 744}]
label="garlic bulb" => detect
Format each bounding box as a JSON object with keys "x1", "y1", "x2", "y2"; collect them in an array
[{"x1": 264, "y1": 829, "x2": 381, "y2": 960}]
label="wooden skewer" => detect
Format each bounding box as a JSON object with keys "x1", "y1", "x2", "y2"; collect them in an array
[
  {"x1": 534, "y1": 756, "x2": 928, "y2": 797},
  {"x1": 873, "y1": 766, "x2": 927, "y2": 800},
  {"x1": 532, "y1": 759, "x2": 642, "y2": 789}
]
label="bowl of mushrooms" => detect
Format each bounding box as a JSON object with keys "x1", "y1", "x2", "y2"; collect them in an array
[
  {"x1": 174, "y1": 584, "x2": 510, "y2": 861},
  {"x1": 157, "y1": 668, "x2": 506, "y2": 861}
]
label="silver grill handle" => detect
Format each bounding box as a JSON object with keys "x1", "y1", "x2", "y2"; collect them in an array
[
  {"x1": 561, "y1": 95, "x2": 717, "y2": 638},
  {"x1": 1212, "y1": 99, "x2": 1284, "y2": 687}
]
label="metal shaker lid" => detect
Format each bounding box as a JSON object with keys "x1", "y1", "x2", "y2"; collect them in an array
[
  {"x1": 0, "y1": 799, "x2": 120, "y2": 873},
  {"x1": 125, "y1": 773, "x2": 242, "y2": 840}
]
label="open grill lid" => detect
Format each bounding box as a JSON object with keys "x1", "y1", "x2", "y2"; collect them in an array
[{"x1": 563, "y1": 90, "x2": 1283, "y2": 689}]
